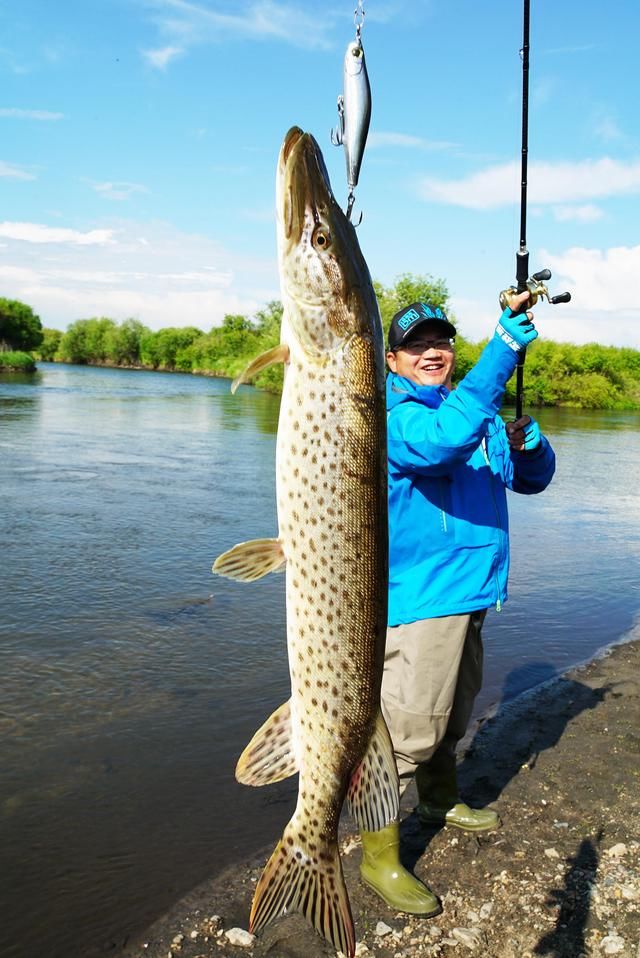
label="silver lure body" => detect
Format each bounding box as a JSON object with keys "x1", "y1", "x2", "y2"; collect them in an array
[{"x1": 332, "y1": 39, "x2": 372, "y2": 191}]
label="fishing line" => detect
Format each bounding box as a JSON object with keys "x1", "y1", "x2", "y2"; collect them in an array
[{"x1": 499, "y1": 0, "x2": 571, "y2": 418}]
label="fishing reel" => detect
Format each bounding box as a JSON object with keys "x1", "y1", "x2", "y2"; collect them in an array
[{"x1": 499, "y1": 268, "x2": 571, "y2": 313}]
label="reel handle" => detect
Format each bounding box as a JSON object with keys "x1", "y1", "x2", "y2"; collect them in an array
[
  {"x1": 550, "y1": 291, "x2": 571, "y2": 305},
  {"x1": 531, "y1": 268, "x2": 551, "y2": 282}
]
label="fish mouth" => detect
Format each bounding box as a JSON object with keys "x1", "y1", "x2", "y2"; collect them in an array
[{"x1": 278, "y1": 126, "x2": 336, "y2": 245}]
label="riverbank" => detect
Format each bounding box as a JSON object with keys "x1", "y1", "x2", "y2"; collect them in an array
[{"x1": 120, "y1": 634, "x2": 640, "y2": 958}]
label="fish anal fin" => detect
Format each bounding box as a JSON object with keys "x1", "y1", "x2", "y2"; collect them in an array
[
  {"x1": 347, "y1": 709, "x2": 400, "y2": 832},
  {"x1": 236, "y1": 700, "x2": 297, "y2": 786},
  {"x1": 212, "y1": 538, "x2": 285, "y2": 582},
  {"x1": 250, "y1": 821, "x2": 355, "y2": 957},
  {"x1": 231, "y1": 343, "x2": 290, "y2": 394}
]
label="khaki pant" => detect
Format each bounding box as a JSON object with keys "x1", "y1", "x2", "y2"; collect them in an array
[{"x1": 381, "y1": 611, "x2": 487, "y2": 793}]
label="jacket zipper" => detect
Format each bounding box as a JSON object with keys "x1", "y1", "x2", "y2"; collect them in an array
[
  {"x1": 481, "y1": 437, "x2": 503, "y2": 611},
  {"x1": 439, "y1": 479, "x2": 448, "y2": 533}
]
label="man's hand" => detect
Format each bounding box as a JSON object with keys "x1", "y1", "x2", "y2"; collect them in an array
[
  {"x1": 495, "y1": 290, "x2": 538, "y2": 352},
  {"x1": 506, "y1": 416, "x2": 541, "y2": 452}
]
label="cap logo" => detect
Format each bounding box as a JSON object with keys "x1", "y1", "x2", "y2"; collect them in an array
[
  {"x1": 397, "y1": 308, "x2": 421, "y2": 330},
  {"x1": 420, "y1": 303, "x2": 445, "y2": 320}
]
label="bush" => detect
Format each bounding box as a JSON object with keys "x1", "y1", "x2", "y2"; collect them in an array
[{"x1": 0, "y1": 350, "x2": 37, "y2": 371}]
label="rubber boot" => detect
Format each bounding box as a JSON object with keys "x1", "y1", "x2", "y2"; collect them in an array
[
  {"x1": 416, "y1": 753, "x2": 500, "y2": 832},
  {"x1": 359, "y1": 822, "x2": 441, "y2": 916}
]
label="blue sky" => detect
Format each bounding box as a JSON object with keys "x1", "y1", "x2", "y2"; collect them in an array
[{"x1": 1, "y1": 0, "x2": 639, "y2": 346}]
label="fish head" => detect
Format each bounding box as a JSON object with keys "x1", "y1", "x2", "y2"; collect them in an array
[
  {"x1": 344, "y1": 40, "x2": 366, "y2": 77},
  {"x1": 276, "y1": 126, "x2": 380, "y2": 360}
]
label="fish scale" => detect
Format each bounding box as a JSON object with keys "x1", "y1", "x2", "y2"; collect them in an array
[{"x1": 213, "y1": 126, "x2": 399, "y2": 957}]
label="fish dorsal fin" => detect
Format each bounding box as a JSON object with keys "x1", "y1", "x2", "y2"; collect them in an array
[
  {"x1": 231, "y1": 343, "x2": 290, "y2": 394},
  {"x1": 236, "y1": 700, "x2": 298, "y2": 786},
  {"x1": 347, "y1": 709, "x2": 400, "y2": 832},
  {"x1": 212, "y1": 538, "x2": 285, "y2": 581}
]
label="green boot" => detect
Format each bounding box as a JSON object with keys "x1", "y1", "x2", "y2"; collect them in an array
[
  {"x1": 416, "y1": 755, "x2": 500, "y2": 833},
  {"x1": 360, "y1": 822, "x2": 441, "y2": 916}
]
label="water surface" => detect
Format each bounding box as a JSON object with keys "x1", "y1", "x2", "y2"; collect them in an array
[{"x1": 1, "y1": 363, "x2": 638, "y2": 958}]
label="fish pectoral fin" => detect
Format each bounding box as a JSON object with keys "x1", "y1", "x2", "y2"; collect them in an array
[
  {"x1": 231, "y1": 343, "x2": 290, "y2": 394},
  {"x1": 347, "y1": 709, "x2": 400, "y2": 832},
  {"x1": 212, "y1": 538, "x2": 285, "y2": 581},
  {"x1": 250, "y1": 820, "x2": 355, "y2": 958},
  {"x1": 235, "y1": 700, "x2": 298, "y2": 786}
]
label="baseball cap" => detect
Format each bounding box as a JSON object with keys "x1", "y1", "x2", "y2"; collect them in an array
[{"x1": 388, "y1": 302, "x2": 456, "y2": 351}]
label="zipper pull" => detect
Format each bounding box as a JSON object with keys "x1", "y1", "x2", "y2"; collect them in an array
[{"x1": 496, "y1": 599, "x2": 502, "y2": 612}]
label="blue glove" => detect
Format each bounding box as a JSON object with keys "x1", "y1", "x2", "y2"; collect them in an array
[
  {"x1": 506, "y1": 416, "x2": 542, "y2": 452},
  {"x1": 495, "y1": 307, "x2": 538, "y2": 352},
  {"x1": 522, "y1": 417, "x2": 541, "y2": 451}
]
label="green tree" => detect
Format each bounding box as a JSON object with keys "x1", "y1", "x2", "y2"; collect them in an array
[
  {"x1": 103, "y1": 319, "x2": 147, "y2": 365},
  {"x1": 58, "y1": 318, "x2": 116, "y2": 364},
  {"x1": 139, "y1": 326, "x2": 202, "y2": 369},
  {"x1": 0, "y1": 298, "x2": 44, "y2": 352},
  {"x1": 254, "y1": 300, "x2": 284, "y2": 342},
  {"x1": 37, "y1": 327, "x2": 63, "y2": 360}
]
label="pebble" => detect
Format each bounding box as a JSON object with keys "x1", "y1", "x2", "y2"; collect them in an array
[
  {"x1": 224, "y1": 927, "x2": 255, "y2": 948},
  {"x1": 599, "y1": 933, "x2": 625, "y2": 954},
  {"x1": 606, "y1": 843, "x2": 627, "y2": 858},
  {"x1": 479, "y1": 903, "x2": 493, "y2": 920},
  {"x1": 621, "y1": 884, "x2": 638, "y2": 900},
  {"x1": 544, "y1": 848, "x2": 560, "y2": 859},
  {"x1": 452, "y1": 926, "x2": 484, "y2": 949},
  {"x1": 375, "y1": 921, "x2": 393, "y2": 937}
]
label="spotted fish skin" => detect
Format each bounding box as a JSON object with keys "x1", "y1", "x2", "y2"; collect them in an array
[{"x1": 213, "y1": 127, "x2": 399, "y2": 957}]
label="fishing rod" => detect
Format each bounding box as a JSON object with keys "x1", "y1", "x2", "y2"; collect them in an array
[
  {"x1": 499, "y1": 0, "x2": 571, "y2": 419},
  {"x1": 331, "y1": 0, "x2": 372, "y2": 222}
]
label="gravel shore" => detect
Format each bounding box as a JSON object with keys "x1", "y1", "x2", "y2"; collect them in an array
[{"x1": 122, "y1": 634, "x2": 640, "y2": 958}]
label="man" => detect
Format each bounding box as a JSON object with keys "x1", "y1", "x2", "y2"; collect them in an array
[{"x1": 359, "y1": 293, "x2": 556, "y2": 914}]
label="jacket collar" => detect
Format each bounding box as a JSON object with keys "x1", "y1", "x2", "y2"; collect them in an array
[{"x1": 386, "y1": 372, "x2": 450, "y2": 411}]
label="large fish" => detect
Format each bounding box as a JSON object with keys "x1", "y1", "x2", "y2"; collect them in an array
[{"x1": 213, "y1": 126, "x2": 398, "y2": 957}]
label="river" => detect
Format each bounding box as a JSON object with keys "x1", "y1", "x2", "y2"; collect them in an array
[{"x1": 1, "y1": 362, "x2": 639, "y2": 958}]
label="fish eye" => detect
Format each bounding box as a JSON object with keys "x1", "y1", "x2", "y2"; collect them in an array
[
  {"x1": 312, "y1": 227, "x2": 332, "y2": 250},
  {"x1": 352, "y1": 47, "x2": 362, "y2": 58}
]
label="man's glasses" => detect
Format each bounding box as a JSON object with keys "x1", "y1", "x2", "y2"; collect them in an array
[{"x1": 398, "y1": 338, "x2": 455, "y2": 354}]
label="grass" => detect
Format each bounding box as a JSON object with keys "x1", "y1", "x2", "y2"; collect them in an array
[{"x1": 0, "y1": 350, "x2": 37, "y2": 372}]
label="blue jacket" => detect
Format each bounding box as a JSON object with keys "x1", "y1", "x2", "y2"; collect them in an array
[{"x1": 387, "y1": 335, "x2": 555, "y2": 625}]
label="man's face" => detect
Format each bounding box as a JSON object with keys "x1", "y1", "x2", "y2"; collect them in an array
[{"x1": 386, "y1": 322, "x2": 456, "y2": 389}]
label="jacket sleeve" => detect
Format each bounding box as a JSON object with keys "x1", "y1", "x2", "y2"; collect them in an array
[
  {"x1": 388, "y1": 336, "x2": 519, "y2": 476},
  {"x1": 491, "y1": 418, "x2": 556, "y2": 494}
]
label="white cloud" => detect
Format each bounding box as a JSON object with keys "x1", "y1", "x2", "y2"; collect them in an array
[
  {"x1": 552, "y1": 204, "x2": 604, "y2": 223},
  {"x1": 0, "y1": 107, "x2": 63, "y2": 120},
  {"x1": 142, "y1": 45, "x2": 183, "y2": 69},
  {"x1": 0, "y1": 222, "x2": 115, "y2": 245},
  {"x1": 368, "y1": 131, "x2": 457, "y2": 151},
  {"x1": 0, "y1": 161, "x2": 35, "y2": 180},
  {"x1": 0, "y1": 219, "x2": 278, "y2": 330},
  {"x1": 541, "y1": 244, "x2": 640, "y2": 313},
  {"x1": 452, "y1": 244, "x2": 640, "y2": 349},
  {"x1": 143, "y1": 0, "x2": 335, "y2": 56},
  {"x1": 92, "y1": 181, "x2": 149, "y2": 201},
  {"x1": 420, "y1": 158, "x2": 640, "y2": 209}
]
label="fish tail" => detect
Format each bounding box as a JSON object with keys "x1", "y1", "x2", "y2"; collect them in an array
[{"x1": 250, "y1": 821, "x2": 355, "y2": 957}]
